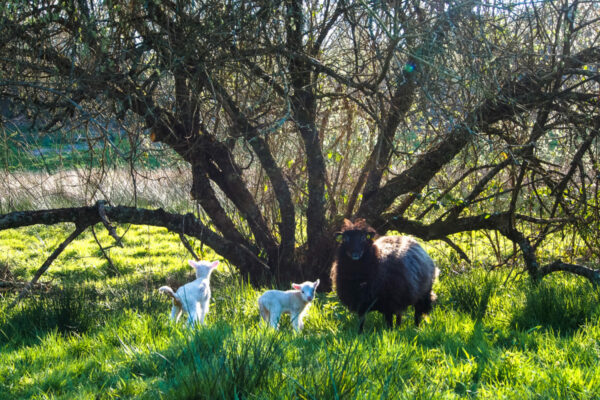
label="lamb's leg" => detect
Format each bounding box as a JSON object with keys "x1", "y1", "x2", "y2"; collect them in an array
[
  {"x1": 196, "y1": 300, "x2": 210, "y2": 325},
  {"x1": 259, "y1": 304, "x2": 270, "y2": 324},
  {"x1": 291, "y1": 312, "x2": 304, "y2": 331},
  {"x1": 196, "y1": 302, "x2": 206, "y2": 325},
  {"x1": 187, "y1": 308, "x2": 198, "y2": 327},
  {"x1": 170, "y1": 304, "x2": 182, "y2": 322},
  {"x1": 268, "y1": 310, "x2": 280, "y2": 329}
]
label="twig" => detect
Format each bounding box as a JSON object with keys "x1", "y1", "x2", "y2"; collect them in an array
[
  {"x1": 179, "y1": 232, "x2": 200, "y2": 260},
  {"x1": 440, "y1": 237, "x2": 471, "y2": 264},
  {"x1": 97, "y1": 200, "x2": 122, "y2": 247},
  {"x1": 8, "y1": 224, "x2": 88, "y2": 309},
  {"x1": 91, "y1": 225, "x2": 119, "y2": 275}
]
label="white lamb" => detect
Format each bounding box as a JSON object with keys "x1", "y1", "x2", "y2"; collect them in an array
[
  {"x1": 258, "y1": 279, "x2": 320, "y2": 331},
  {"x1": 159, "y1": 260, "x2": 219, "y2": 326}
]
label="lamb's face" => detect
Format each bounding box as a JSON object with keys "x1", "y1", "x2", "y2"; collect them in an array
[
  {"x1": 293, "y1": 279, "x2": 320, "y2": 302},
  {"x1": 336, "y1": 230, "x2": 374, "y2": 261},
  {"x1": 188, "y1": 260, "x2": 219, "y2": 279}
]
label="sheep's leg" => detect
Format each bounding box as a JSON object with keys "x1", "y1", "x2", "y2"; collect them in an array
[
  {"x1": 395, "y1": 313, "x2": 402, "y2": 327},
  {"x1": 384, "y1": 313, "x2": 394, "y2": 328},
  {"x1": 414, "y1": 295, "x2": 433, "y2": 327},
  {"x1": 196, "y1": 302, "x2": 206, "y2": 325},
  {"x1": 358, "y1": 314, "x2": 366, "y2": 333},
  {"x1": 414, "y1": 312, "x2": 422, "y2": 327},
  {"x1": 170, "y1": 304, "x2": 184, "y2": 323}
]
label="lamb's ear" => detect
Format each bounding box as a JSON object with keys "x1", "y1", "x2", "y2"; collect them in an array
[
  {"x1": 314, "y1": 279, "x2": 320, "y2": 289},
  {"x1": 210, "y1": 260, "x2": 220, "y2": 269},
  {"x1": 366, "y1": 232, "x2": 374, "y2": 240},
  {"x1": 334, "y1": 232, "x2": 343, "y2": 243},
  {"x1": 292, "y1": 283, "x2": 301, "y2": 290},
  {"x1": 188, "y1": 260, "x2": 198, "y2": 268}
]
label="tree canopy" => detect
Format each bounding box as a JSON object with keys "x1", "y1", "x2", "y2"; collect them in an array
[{"x1": 1, "y1": 0, "x2": 599, "y2": 289}]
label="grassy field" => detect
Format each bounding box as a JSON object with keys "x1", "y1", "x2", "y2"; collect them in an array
[{"x1": 1, "y1": 225, "x2": 600, "y2": 399}]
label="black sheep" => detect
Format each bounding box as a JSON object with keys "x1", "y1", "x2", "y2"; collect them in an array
[{"x1": 330, "y1": 219, "x2": 439, "y2": 332}]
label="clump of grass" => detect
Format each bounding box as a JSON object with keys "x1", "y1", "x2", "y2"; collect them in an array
[
  {"x1": 290, "y1": 340, "x2": 371, "y2": 400},
  {"x1": 0, "y1": 285, "x2": 105, "y2": 346},
  {"x1": 511, "y1": 276, "x2": 600, "y2": 334},
  {"x1": 161, "y1": 327, "x2": 285, "y2": 399},
  {"x1": 443, "y1": 269, "x2": 499, "y2": 321}
]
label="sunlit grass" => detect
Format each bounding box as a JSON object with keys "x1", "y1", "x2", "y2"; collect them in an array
[{"x1": 1, "y1": 225, "x2": 600, "y2": 399}]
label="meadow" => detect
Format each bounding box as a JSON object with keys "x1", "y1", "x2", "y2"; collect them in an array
[{"x1": 1, "y1": 224, "x2": 600, "y2": 399}]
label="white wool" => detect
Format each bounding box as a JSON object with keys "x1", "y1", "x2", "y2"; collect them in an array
[
  {"x1": 258, "y1": 279, "x2": 320, "y2": 331},
  {"x1": 159, "y1": 259, "x2": 219, "y2": 326}
]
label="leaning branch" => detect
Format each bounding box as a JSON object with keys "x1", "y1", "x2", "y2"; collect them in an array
[
  {"x1": 179, "y1": 232, "x2": 199, "y2": 261},
  {"x1": 440, "y1": 237, "x2": 472, "y2": 264},
  {"x1": 9, "y1": 223, "x2": 88, "y2": 308}
]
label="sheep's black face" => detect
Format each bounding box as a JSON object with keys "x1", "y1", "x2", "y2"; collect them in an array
[{"x1": 336, "y1": 230, "x2": 374, "y2": 261}]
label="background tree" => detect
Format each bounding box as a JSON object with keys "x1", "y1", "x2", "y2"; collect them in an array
[{"x1": 1, "y1": 0, "x2": 599, "y2": 292}]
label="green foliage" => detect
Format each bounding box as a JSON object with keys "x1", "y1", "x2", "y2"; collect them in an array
[
  {"x1": 2, "y1": 226, "x2": 600, "y2": 399},
  {"x1": 442, "y1": 269, "x2": 500, "y2": 321}
]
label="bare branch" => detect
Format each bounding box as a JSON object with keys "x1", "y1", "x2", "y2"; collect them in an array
[
  {"x1": 9, "y1": 223, "x2": 88, "y2": 308},
  {"x1": 179, "y1": 232, "x2": 199, "y2": 261}
]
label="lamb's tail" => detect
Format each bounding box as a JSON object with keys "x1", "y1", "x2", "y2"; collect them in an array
[{"x1": 159, "y1": 286, "x2": 182, "y2": 306}]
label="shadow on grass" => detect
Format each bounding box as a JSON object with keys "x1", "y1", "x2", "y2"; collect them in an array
[
  {"x1": 0, "y1": 286, "x2": 104, "y2": 346},
  {"x1": 160, "y1": 325, "x2": 285, "y2": 399},
  {"x1": 510, "y1": 278, "x2": 600, "y2": 335},
  {"x1": 0, "y1": 279, "x2": 166, "y2": 347}
]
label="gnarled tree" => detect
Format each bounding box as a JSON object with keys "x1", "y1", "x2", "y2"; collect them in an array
[{"x1": 1, "y1": 0, "x2": 599, "y2": 292}]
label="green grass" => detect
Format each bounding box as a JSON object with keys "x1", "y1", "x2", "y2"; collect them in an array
[{"x1": 2, "y1": 225, "x2": 600, "y2": 399}]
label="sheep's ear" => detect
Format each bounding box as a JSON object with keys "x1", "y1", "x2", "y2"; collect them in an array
[
  {"x1": 314, "y1": 279, "x2": 320, "y2": 288},
  {"x1": 210, "y1": 260, "x2": 220, "y2": 269},
  {"x1": 292, "y1": 283, "x2": 301, "y2": 290},
  {"x1": 334, "y1": 232, "x2": 343, "y2": 243},
  {"x1": 366, "y1": 232, "x2": 374, "y2": 240},
  {"x1": 188, "y1": 260, "x2": 198, "y2": 268}
]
